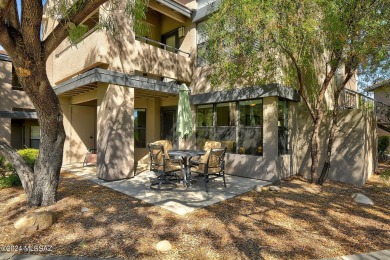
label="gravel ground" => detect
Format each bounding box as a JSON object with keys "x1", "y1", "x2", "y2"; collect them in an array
[{"x1": 0, "y1": 168, "x2": 389, "y2": 260}]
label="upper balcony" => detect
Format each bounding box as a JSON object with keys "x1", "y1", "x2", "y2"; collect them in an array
[
  {"x1": 340, "y1": 88, "x2": 390, "y2": 131},
  {"x1": 49, "y1": 0, "x2": 194, "y2": 86}
]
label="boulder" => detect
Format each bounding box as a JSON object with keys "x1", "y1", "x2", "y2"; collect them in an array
[
  {"x1": 156, "y1": 240, "x2": 172, "y2": 252},
  {"x1": 81, "y1": 207, "x2": 89, "y2": 212},
  {"x1": 352, "y1": 193, "x2": 374, "y2": 205},
  {"x1": 14, "y1": 211, "x2": 57, "y2": 234},
  {"x1": 254, "y1": 185, "x2": 263, "y2": 192},
  {"x1": 269, "y1": 186, "x2": 281, "y2": 191}
]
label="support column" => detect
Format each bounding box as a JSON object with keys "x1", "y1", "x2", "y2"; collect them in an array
[
  {"x1": 96, "y1": 83, "x2": 135, "y2": 181},
  {"x1": 262, "y1": 97, "x2": 279, "y2": 179}
]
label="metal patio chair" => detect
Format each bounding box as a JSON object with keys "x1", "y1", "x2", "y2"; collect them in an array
[
  {"x1": 189, "y1": 140, "x2": 221, "y2": 167},
  {"x1": 190, "y1": 147, "x2": 227, "y2": 192},
  {"x1": 148, "y1": 143, "x2": 182, "y2": 190}
]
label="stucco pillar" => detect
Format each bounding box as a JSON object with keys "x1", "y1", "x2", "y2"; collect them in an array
[
  {"x1": 96, "y1": 83, "x2": 135, "y2": 181},
  {"x1": 262, "y1": 97, "x2": 279, "y2": 179}
]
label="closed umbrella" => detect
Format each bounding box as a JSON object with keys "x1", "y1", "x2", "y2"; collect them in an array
[{"x1": 177, "y1": 83, "x2": 193, "y2": 139}]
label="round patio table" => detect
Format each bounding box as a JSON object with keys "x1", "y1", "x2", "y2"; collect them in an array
[{"x1": 168, "y1": 150, "x2": 206, "y2": 187}]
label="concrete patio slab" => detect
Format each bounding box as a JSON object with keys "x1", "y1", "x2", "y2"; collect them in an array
[{"x1": 61, "y1": 164, "x2": 271, "y2": 215}]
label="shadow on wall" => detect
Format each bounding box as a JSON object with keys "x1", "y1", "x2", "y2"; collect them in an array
[
  {"x1": 293, "y1": 102, "x2": 375, "y2": 186},
  {"x1": 96, "y1": 85, "x2": 134, "y2": 180}
]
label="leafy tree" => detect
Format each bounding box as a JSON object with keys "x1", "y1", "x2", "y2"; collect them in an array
[
  {"x1": 201, "y1": 0, "x2": 390, "y2": 184},
  {"x1": 0, "y1": 0, "x2": 147, "y2": 206}
]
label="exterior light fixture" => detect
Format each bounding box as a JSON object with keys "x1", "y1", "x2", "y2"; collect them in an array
[{"x1": 178, "y1": 27, "x2": 185, "y2": 38}]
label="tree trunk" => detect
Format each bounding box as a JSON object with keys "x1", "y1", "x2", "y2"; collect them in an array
[
  {"x1": 26, "y1": 75, "x2": 66, "y2": 206},
  {"x1": 8, "y1": 54, "x2": 66, "y2": 206},
  {"x1": 310, "y1": 115, "x2": 323, "y2": 183},
  {"x1": 317, "y1": 109, "x2": 337, "y2": 185}
]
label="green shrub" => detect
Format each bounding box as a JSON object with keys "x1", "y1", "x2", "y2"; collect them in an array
[
  {"x1": 0, "y1": 149, "x2": 38, "y2": 189},
  {"x1": 0, "y1": 155, "x2": 5, "y2": 168},
  {"x1": 381, "y1": 169, "x2": 390, "y2": 181},
  {"x1": 17, "y1": 148, "x2": 39, "y2": 169},
  {"x1": 0, "y1": 174, "x2": 21, "y2": 189},
  {"x1": 378, "y1": 136, "x2": 390, "y2": 162},
  {"x1": 5, "y1": 148, "x2": 39, "y2": 173}
]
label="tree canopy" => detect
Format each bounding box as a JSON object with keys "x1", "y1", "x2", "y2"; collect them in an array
[{"x1": 201, "y1": 0, "x2": 390, "y2": 182}]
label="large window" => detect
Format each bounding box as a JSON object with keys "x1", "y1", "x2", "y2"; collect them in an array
[
  {"x1": 278, "y1": 99, "x2": 289, "y2": 155},
  {"x1": 216, "y1": 103, "x2": 236, "y2": 153},
  {"x1": 196, "y1": 99, "x2": 263, "y2": 155},
  {"x1": 30, "y1": 126, "x2": 40, "y2": 149},
  {"x1": 238, "y1": 100, "x2": 263, "y2": 156},
  {"x1": 196, "y1": 104, "x2": 214, "y2": 148},
  {"x1": 196, "y1": 20, "x2": 208, "y2": 67},
  {"x1": 134, "y1": 109, "x2": 146, "y2": 148}
]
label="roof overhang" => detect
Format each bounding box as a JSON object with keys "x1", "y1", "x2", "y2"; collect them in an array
[
  {"x1": 0, "y1": 111, "x2": 38, "y2": 119},
  {"x1": 192, "y1": 0, "x2": 220, "y2": 22},
  {"x1": 155, "y1": 0, "x2": 192, "y2": 17},
  {"x1": 0, "y1": 53, "x2": 11, "y2": 62},
  {"x1": 365, "y1": 79, "x2": 390, "y2": 92},
  {"x1": 190, "y1": 84, "x2": 301, "y2": 105},
  {"x1": 53, "y1": 68, "x2": 180, "y2": 96}
]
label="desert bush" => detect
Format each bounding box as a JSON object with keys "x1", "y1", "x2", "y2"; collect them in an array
[
  {"x1": 378, "y1": 136, "x2": 390, "y2": 162},
  {"x1": 0, "y1": 174, "x2": 22, "y2": 189},
  {"x1": 0, "y1": 149, "x2": 39, "y2": 188},
  {"x1": 17, "y1": 148, "x2": 39, "y2": 169}
]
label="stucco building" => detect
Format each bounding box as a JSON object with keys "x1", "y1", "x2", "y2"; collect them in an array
[
  {"x1": 36, "y1": 0, "x2": 382, "y2": 185},
  {"x1": 366, "y1": 79, "x2": 390, "y2": 136},
  {"x1": 0, "y1": 51, "x2": 40, "y2": 150}
]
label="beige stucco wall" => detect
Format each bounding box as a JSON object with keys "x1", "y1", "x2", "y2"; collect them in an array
[
  {"x1": 292, "y1": 103, "x2": 376, "y2": 186},
  {"x1": 374, "y1": 86, "x2": 390, "y2": 105},
  {"x1": 0, "y1": 60, "x2": 34, "y2": 111},
  {"x1": 0, "y1": 59, "x2": 35, "y2": 146}
]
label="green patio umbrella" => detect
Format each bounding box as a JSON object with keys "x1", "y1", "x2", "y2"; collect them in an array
[{"x1": 177, "y1": 83, "x2": 193, "y2": 139}]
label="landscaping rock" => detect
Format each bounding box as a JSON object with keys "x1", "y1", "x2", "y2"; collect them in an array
[
  {"x1": 81, "y1": 207, "x2": 89, "y2": 212},
  {"x1": 352, "y1": 193, "x2": 374, "y2": 205},
  {"x1": 156, "y1": 240, "x2": 172, "y2": 252},
  {"x1": 254, "y1": 185, "x2": 263, "y2": 192},
  {"x1": 14, "y1": 211, "x2": 56, "y2": 234},
  {"x1": 269, "y1": 186, "x2": 281, "y2": 191}
]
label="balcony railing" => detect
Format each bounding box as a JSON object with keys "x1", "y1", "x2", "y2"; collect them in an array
[
  {"x1": 135, "y1": 35, "x2": 190, "y2": 57},
  {"x1": 340, "y1": 88, "x2": 390, "y2": 125}
]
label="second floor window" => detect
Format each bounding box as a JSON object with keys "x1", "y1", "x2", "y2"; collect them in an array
[{"x1": 197, "y1": 20, "x2": 208, "y2": 67}]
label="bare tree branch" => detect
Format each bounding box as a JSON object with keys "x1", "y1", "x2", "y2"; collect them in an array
[
  {"x1": 6, "y1": 0, "x2": 20, "y2": 31},
  {"x1": 0, "y1": 23, "x2": 17, "y2": 54},
  {"x1": 0, "y1": 0, "x2": 13, "y2": 21},
  {"x1": 43, "y1": 0, "x2": 108, "y2": 60},
  {"x1": 0, "y1": 141, "x2": 34, "y2": 196},
  {"x1": 21, "y1": 0, "x2": 43, "y2": 60}
]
